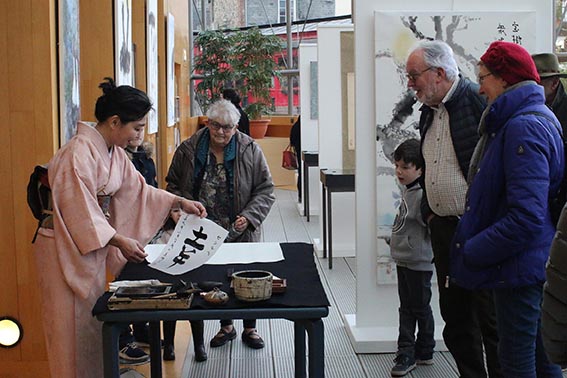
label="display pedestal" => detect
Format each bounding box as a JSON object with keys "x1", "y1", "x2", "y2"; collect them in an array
[
  {"x1": 344, "y1": 314, "x2": 447, "y2": 353},
  {"x1": 344, "y1": 278, "x2": 446, "y2": 353}
]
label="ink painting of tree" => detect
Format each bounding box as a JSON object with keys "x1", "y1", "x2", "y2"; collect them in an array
[{"x1": 374, "y1": 11, "x2": 535, "y2": 229}]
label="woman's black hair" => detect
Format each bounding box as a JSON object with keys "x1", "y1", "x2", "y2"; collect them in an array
[
  {"x1": 94, "y1": 77, "x2": 153, "y2": 123},
  {"x1": 222, "y1": 88, "x2": 241, "y2": 105}
]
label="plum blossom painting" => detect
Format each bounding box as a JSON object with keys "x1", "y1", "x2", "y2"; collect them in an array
[
  {"x1": 374, "y1": 11, "x2": 535, "y2": 233},
  {"x1": 115, "y1": 0, "x2": 133, "y2": 86},
  {"x1": 146, "y1": 0, "x2": 158, "y2": 134},
  {"x1": 58, "y1": 0, "x2": 80, "y2": 145}
]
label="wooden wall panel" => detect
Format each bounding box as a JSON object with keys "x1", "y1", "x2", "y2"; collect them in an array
[
  {"x1": 157, "y1": 0, "x2": 168, "y2": 187},
  {"x1": 0, "y1": 0, "x2": 19, "y2": 362},
  {"x1": 1, "y1": 0, "x2": 57, "y2": 375},
  {"x1": 155, "y1": 0, "x2": 191, "y2": 187},
  {"x1": 133, "y1": 0, "x2": 147, "y2": 91},
  {"x1": 79, "y1": 0, "x2": 113, "y2": 122},
  {"x1": 169, "y1": 0, "x2": 190, "y2": 138},
  {"x1": 1, "y1": 1, "x2": 193, "y2": 375},
  {"x1": 2, "y1": 361, "x2": 52, "y2": 377}
]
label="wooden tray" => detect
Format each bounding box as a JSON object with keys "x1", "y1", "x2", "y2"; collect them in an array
[{"x1": 108, "y1": 293, "x2": 193, "y2": 310}]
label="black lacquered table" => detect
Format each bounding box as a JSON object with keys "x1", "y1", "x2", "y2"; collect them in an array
[
  {"x1": 301, "y1": 151, "x2": 319, "y2": 222},
  {"x1": 94, "y1": 243, "x2": 330, "y2": 378},
  {"x1": 319, "y1": 169, "x2": 355, "y2": 269}
]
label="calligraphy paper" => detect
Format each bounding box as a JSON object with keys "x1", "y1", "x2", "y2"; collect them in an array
[
  {"x1": 205, "y1": 242, "x2": 284, "y2": 265},
  {"x1": 147, "y1": 214, "x2": 228, "y2": 275}
]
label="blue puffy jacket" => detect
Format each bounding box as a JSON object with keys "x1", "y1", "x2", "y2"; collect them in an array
[{"x1": 450, "y1": 83, "x2": 564, "y2": 289}]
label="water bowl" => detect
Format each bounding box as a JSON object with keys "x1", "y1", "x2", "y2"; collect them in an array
[{"x1": 232, "y1": 270, "x2": 273, "y2": 302}]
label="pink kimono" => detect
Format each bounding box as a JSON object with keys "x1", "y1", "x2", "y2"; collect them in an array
[{"x1": 34, "y1": 122, "x2": 177, "y2": 378}]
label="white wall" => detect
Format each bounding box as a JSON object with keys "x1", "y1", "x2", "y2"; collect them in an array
[
  {"x1": 350, "y1": 0, "x2": 553, "y2": 352},
  {"x1": 315, "y1": 24, "x2": 356, "y2": 257},
  {"x1": 298, "y1": 43, "x2": 320, "y2": 216},
  {"x1": 299, "y1": 43, "x2": 319, "y2": 152}
]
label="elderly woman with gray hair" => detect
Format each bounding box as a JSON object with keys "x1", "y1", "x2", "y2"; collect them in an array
[{"x1": 163, "y1": 99, "x2": 275, "y2": 360}]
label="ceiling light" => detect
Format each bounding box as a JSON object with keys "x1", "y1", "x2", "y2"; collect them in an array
[{"x1": 0, "y1": 317, "x2": 23, "y2": 348}]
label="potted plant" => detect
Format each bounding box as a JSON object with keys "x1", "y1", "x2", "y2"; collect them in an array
[
  {"x1": 193, "y1": 28, "x2": 281, "y2": 138},
  {"x1": 193, "y1": 30, "x2": 234, "y2": 112},
  {"x1": 231, "y1": 28, "x2": 281, "y2": 138}
]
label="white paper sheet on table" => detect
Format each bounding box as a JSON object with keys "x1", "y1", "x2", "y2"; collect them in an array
[
  {"x1": 205, "y1": 242, "x2": 284, "y2": 265},
  {"x1": 145, "y1": 214, "x2": 228, "y2": 275}
]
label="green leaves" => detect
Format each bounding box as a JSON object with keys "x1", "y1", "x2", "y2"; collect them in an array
[{"x1": 193, "y1": 28, "x2": 282, "y2": 118}]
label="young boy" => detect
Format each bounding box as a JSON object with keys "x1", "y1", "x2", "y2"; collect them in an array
[{"x1": 390, "y1": 138, "x2": 435, "y2": 377}]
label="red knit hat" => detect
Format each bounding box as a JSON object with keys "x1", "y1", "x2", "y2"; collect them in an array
[{"x1": 480, "y1": 41, "x2": 540, "y2": 85}]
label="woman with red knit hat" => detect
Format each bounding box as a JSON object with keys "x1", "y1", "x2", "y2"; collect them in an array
[{"x1": 449, "y1": 41, "x2": 564, "y2": 377}]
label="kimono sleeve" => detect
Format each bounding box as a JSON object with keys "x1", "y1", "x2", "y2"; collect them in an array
[{"x1": 50, "y1": 147, "x2": 116, "y2": 255}]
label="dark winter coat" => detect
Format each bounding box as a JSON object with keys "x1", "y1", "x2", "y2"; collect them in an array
[
  {"x1": 450, "y1": 83, "x2": 564, "y2": 289},
  {"x1": 542, "y1": 201, "x2": 567, "y2": 366},
  {"x1": 125, "y1": 144, "x2": 157, "y2": 187},
  {"x1": 551, "y1": 81, "x2": 567, "y2": 138},
  {"x1": 165, "y1": 128, "x2": 275, "y2": 242}
]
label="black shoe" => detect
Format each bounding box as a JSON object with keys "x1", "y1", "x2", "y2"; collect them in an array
[
  {"x1": 194, "y1": 344, "x2": 208, "y2": 362},
  {"x1": 209, "y1": 327, "x2": 237, "y2": 348},
  {"x1": 119, "y1": 342, "x2": 150, "y2": 365},
  {"x1": 163, "y1": 344, "x2": 175, "y2": 361},
  {"x1": 391, "y1": 354, "x2": 416, "y2": 377},
  {"x1": 241, "y1": 329, "x2": 265, "y2": 349}
]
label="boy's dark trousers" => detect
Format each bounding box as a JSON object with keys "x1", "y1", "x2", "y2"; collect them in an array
[{"x1": 396, "y1": 266, "x2": 435, "y2": 360}]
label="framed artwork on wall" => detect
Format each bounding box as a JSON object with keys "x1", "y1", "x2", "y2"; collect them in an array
[
  {"x1": 373, "y1": 11, "x2": 536, "y2": 234},
  {"x1": 146, "y1": 0, "x2": 158, "y2": 134},
  {"x1": 115, "y1": 0, "x2": 133, "y2": 86},
  {"x1": 309, "y1": 62, "x2": 318, "y2": 119},
  {"x1": 58, "y1": 0, "x2": 81, "y2": 145}
]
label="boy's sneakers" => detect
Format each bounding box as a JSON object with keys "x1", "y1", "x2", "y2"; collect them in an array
[
  {"x1": 391, "y1": 354, "x2": 416, "y2": 377},
  {"x1": 416, "y1": 357, "x2": 434, "y2": 365},
  {"x1": 119, "y1": 342, "x2": 150, "y2": 365}
]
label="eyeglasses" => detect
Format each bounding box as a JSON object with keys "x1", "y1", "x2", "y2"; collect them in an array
[
  {"x1": 406, "y1": 67, "x2": 435, "y2": 82},
  {"x1": 478, "y1": 72, "x2": 493, "y2": 84},
  {"x1": 208, "y1": 120, "x2": 235, "y2": 131}
]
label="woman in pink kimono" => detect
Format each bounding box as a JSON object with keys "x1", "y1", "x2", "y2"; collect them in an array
[{"x1": 33, "y1": 77, "x2": 206, "y2": 378}]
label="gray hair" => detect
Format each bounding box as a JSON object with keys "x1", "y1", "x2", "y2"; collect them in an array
[
  {"x1": 206, "y1": 99, "x2": 241, "y2": 126},
  {"x1": 414, "y1": 40, "x2": 459, "y2": 81}
]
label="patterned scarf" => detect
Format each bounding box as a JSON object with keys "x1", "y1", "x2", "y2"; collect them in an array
[{"x1": 193, "y1": 129, "x2": 237, "y2": 206}]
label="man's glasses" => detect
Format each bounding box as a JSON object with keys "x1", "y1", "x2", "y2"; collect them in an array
[
  {"x1": 478, "y1": 72, "x2": 493, "y2": 85},
  {"x1": 208, "y1": 120, "x2": 235, "y2": 131},
  {"x1": 406, "y1": 67, "x2": 434, "y2": 82}
]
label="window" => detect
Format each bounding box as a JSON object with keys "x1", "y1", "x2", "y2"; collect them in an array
[
  {"x1": 278, "y1": 0, "x2": 295, "y2": 23},
  {"x1": 556, "y1": 0, "x2": 567, "y2": 57}
]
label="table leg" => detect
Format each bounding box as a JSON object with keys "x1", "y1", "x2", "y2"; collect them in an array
[
  {"x1": 102, "y1": 322, "x2": 121, "y2": 378},
  {"x1": 297, "y1": 156, "x2": 302, "y2": 203},
  {"x1": 304, "y1": 164, "x2": 310, "y2": 222},
  {"x1": 149, "y1": 321, "x2": 163, "y2": 378},
  {"x1": 322, "y1": 184, "x2": 327, "y2": 259},
  {"x1": 307, "y1": 319, "x2": 325, "y2": 378},
  {"x1": 294, "y1": 321, "x2": 307, "y2": 378},
  {"x1": 328, "y1": 190, "x2": 333, "y2": 270}
]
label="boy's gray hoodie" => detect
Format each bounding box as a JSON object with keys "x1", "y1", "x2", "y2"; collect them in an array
[{"x1": 390, "y1": 181, "x2": 433, "y2": 272}]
